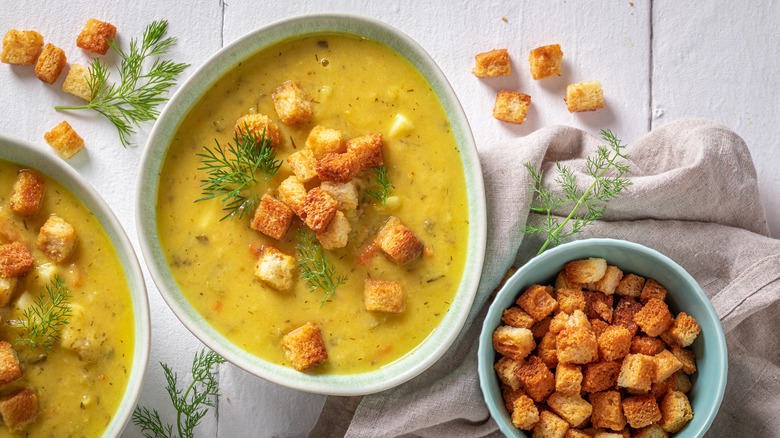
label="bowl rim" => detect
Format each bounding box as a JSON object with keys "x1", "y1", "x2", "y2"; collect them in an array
[
  {"x1": 0, "y1": 134, "x2": 150, "y2": 437},
  {"x1": 478, "y1": 238, "x2": 728, "y2": 437},
  {"x1": 137, "y1": 13, "x2": 486, "y2": 395}
]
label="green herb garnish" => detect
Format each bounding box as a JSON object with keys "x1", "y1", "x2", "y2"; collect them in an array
[
  {"x1": 14, "y1": 276, "x2": 72, "y2": 353},
  {"x1": 296, "y1": 228, "x2": 348, "y2": 305},
  {"x1": 366, "y1": 165, "x2": 393, "y2": 206},
  {"x1": 132, "y1": 349, "x2": 226, "y2": 438},
  {"x1": 196, "y1": 127, "x2": 281, "y2": 221},
  {"x1": 523, "y1": 129, "x2": 631, "y2": 255},
  {"x1": 54, "y1": 20, "x2": 189, "y2": 146}
]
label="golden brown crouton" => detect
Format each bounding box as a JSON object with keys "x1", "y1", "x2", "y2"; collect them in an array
[
  {"x1": 0, "y1": 277, "x2": 18, "y2": 307},
  {"x1": 254, "y1": 246, "x2": 296, "y2": 292},
  {"x1": 502, "y1": 306, "x2": 535, "y2": 329},
  {"x1": 556, "y1": 271, "x2": 581, "y2": 290},
  {"x1": 590, "y1": 266, "x2": 623, "y2": 295},
  {"x1": 0, "y1": 341, "x2": 22, "y2": 385},
  {"x1": 320, "y1": 181, "x2": 358, "y2": 212},
  {"x1": 557, "y1": 325, "x2": 598, "y2": 364},
  {"x1": 277, "y1": 175, "x2": 307, "y2": 218},
  {"x1": 502, "y1": 384, "x2": 525, "y2": 412},
  {"x1": 598, "y1": 326, "x2": 632, "y2": 362},
  {"x1": 234, "y1": 114, "x2": 282, "y2": 148},
  {"x1": 613, "y1": 297, "x2": 642, "y2": 336},
  {"x1": 538, "y1": 332, "x2": 559, "y2": 369},
  {"x1": 529, "y1": 44, "x2": 563, "y2": 80},
  {"x1": 61, "y1": 64, "x2": 93, "y2": 101},
  {"x1": 565, "y1": 81, "x2": 605, "y2": 113},
  {"x1": 34, "y1": 43, "x2": 67, "y2": 84},
  {"x1": 346, "y1": 133, "x2": 384, "y2": 171},
  {"x1": 0, "y1": 388, "x2": 38, "y2": 432},
  {"x1": 250, "y1": 194, "x2": 294, "y2": 240},
  {"x1": 549, "y1": 312, "x2": 570, "y2": 336},
  {"x1": 517, "y1": 284, "x2": 558, "y2": 321},
  {"x1": 495, "y1": 356, "x2": 524, "y2": 390},
  {"x1": 286, "y1": 149, "x2": 319, "y2": 183},
  {"x1": 76, "y1": 18, "x2": 117, "y2": 55},
  {"x1": 582, "y1": 360, "x2": 621, "y2": 393},
  {"x1": 272, "y1": 80, "x2": 312, "y2": 125},
  {"x1": 547, "y1": 392, "x2": 593, "y2": 427},
  {"x1": 634, "y1": 298, "x2": 673, "y2": 337},
  {"x1": 670, "y1": 345, "x2": 697, "y2": 375},
  {"x1": 590, "y1": 318, "x2": 610, "y2": 337},
  {"x1": 640, "y1": 278, "x2": 668, "y2": 303},
  {"x1": 44, "y1": 120, "x2": 85, "y2": 159},
  {"x1": 9, "y1": 169, "x2": 45, "y2": 217},
  {"x1": 364, "y1": 278, "x2": 404, "y2": 313},
  {"x1": 37, "y1": 215, "x2": 78, "y2": 263},
  {"x1": 621, "y1": 394, "x2": 661, "y2": 428},
  {"x1": 316, "y1": 152, "x2": 361, "y2": 183},
  {"x1": 665, "y1": 312, "x2": 701, "y2": 347},
  {"x1": 673, "y1": 371, "x2": 692, "y2": 393},
  {"x1": 493, "y1": 91, "x2": 531, "y2": 124},
  {"x1": 566, "y1": 258, "x2": 607, "y2": 283},
  {"x1": 555, "y1": 363, "x2": 583, "y2": 396},
  {"x1": 634, "y1": 424, "x2": 669, "y2": 438},
  {"x1": 590, "y1": 390, "x2": 627, "y2": 431},
  {"x1": 512, "y1": 394, "x2": 540, "y2": 430},
  {"x1": 532, "y1": 410, "x2": 570, "y2": 438},
  {"x1": 630, "y1": 336, "x2": 665, "y2": 356},
  {"x1": 564, "y1": 309, "x2": 590, "y2": 330},
  {"x1": 593, "y1": 431, "x2": 627, "y2": 438},
  {"x1": 316, "y1": 210, "x2": 351, "y2": 250},
  {"x1": 493, "y1": 326, "x2": 536, "y2": 361},
  {"x1": 302, "y1": 188, "x2": 338, "y2": 233},
  {"x1": 653, "y1": 349, "x2": 683, "y2": 383},
  {"x1": 281, "y1": 322, "x2": 328, "y2": 371},
  {"x1": 472, "y1": 48, "x2": 511, "y2": 77},
  {"x1": 0, "y1": 30, "x2": 43, "y2": 65},
  {"x1": 617, "y1": 354, "x2": 655, "y2": 392},
  {"x1": 517, "y1": 356, "x2": 555, "y2": 402},
  {"x1": 584, "y1": 290, "x2": 613, "y2": 323},
  {"x1": 532, "y1": 316, "x2": 553, "y2": 339},
  {"x1": 306, "y1": 125, "x2": 345, "y2": 158},
  {"x1": 375, "y1": 216, "x2": 424, "y2": 265},
  {"x1": 556, "y1": 288, "x2": 585, "y2": 315},
  {"x1": 0, "y1": 242, "x2": 34, "y2": 278},
  {"x1": 564, "y1": 430, "x2": 591, "y2": 438},
  {"x1": 615, "y1": 273, "x2": 645, "y2": 297}
]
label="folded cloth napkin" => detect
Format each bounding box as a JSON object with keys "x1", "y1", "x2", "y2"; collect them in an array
[{"x1": 308, "y1": 119, "x2": 780, "y2": 437}]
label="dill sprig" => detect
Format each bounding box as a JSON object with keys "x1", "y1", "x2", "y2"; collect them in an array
[
  {"x1": 523, "y1": 129, "x2": 631, "y2": 255},
  {"x1": 196, "y1": 127, "x2": 281, "y2": 221},
  {"x1": 366, "y1": 165, "x2": 393, "y2": 205},
  {"x1": 296, "y1": 228, "x2": 348, "y2": 305},
  {"x1": 14, "y1": 276, "x2": 72, "y2": 353},
  {"x1": 132, "y1": 349, "x2": 226, "y2": 438},
  {"x1": 54, "y1": 20, "x2": 189, "y2": 146}
]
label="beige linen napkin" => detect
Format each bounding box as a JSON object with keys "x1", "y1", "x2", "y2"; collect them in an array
[{"x1": 309, "y1": 119, "x2": 780, "y2": 437}]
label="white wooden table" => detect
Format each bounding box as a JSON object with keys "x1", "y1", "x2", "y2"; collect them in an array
[{"x1": 1, "y1": 1, "x2": 777, "y2": 436}]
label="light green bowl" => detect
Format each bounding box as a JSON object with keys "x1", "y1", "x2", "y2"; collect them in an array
[
  {"x1": 137, "y1": 14, "x2": 486, "y2": 395},
  {"x1": 478, "y1": 238, "x2": 727, "y2": 437},
  {"x1": 0, "y1": 135, "x2": 150, "y2": 437}
]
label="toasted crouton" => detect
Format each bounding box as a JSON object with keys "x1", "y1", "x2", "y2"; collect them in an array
[
  {"x1": 34, "y1": 43, "x2": 67, "y2": 84},
  {"x1": 272, "y1": 80, "x2": 312, "y2": 125},
  {"x1": 634, "y1": 424, "x2": 669, "y2": 438},
  {"x1": 316, "y1": 210, "x2": 351, "y2": 249},
  {"x1": 634, "y1": 298, "x2": 673, "y2": 337},
  {"x1": 616, "y1": 273, "x2": 645, "y2": 297},
  {"x1": 346, "y1": 132, "x2": 384, "y2": 171},
  {"x1": 556, "y1": 325, "x2": 598, "y2": 364},
  {"x1": 555, "y1": 363, "x2": 583, "y2": 396},
  {"x1": 538, "y1": 332, "x2": 559, "y2": 368},
  {"x1": 590, "y1": 318, "x2": 609, "y2": 337},
  {"x1": 495, "y1": 356, "x2": 524, "y2": 390},
  {"x1": 565, "y1": 258, "x2": 607, "y2": 283},
  {"x1": 631, "y1": 336, "x2": 665, "y2": 356},
  {"x1": 0, "y1": 30, "x2": 43, "y2": 65},
  {"x1": 44, "y1": 120, "x2": 84, "y2": 159},
  {"x1": 590, "y1": 390, "x2": 627, "y2": 431},
  {"x1": 277, "y1": 175, "x2": 307, "y2": 218},
  {"x1": 590, "y1": 266, "x2": 623, "y2": 295},
  {"x1": 250, "y1": 194, "x2": 294, "y2": 240},
  {"x1": 670, "y1": 345, "x2": 696, "y2": 375},
  {"x1": 529, "y1": 44, "x2": 563, "y2": 80},
  {"x1": 516, "y1": 356, "x2": 555, "y2": 402},
  {"x1": 652, "y1": 349, "x2": 682, "y2": 384},
  {"x1": 306, "y1": 126, "x2": 345, "y2": 158},
  {"x1": 9, "y1": 170, "x2": 45, "y2": 217},
  {"x1": 502, "y1": 384, "x2": 525, "y2": 412},
  {"x1": 621, "y1": 394, "x2": 661, "y2": 428},
  {"x1": 613, "y1": 297, "x2": 642, "y2": 336},
  {"x1": 364, "y1": 278, "x2": 404, "y2": 313},
  {"x1": 564, "y1": 309, "x2": 591, "y2": 330},
  {"x1": 286, "y1": 149, "x2": 319, "y2": 182},
  {"x1": 617, "y1": 354, "x2": 655, "y2": 392},
  {"x1": 598, "y1": 326, "x2": 632, "y2": 362},
  {"x1": 234, "y1": 114, "x2": 282, "y2": 148},
  {"x1": 62, "y1": 64, "x2": 93, "y2": 101},
  {"x1": 0, "y1": 388, "x2": 38, "y2": 432},
  {"x1": 532, "y1": 410, "x2": 570, "y2": 438},
  {"x1": 564, "y1": 430, "x2": 591, "y2": 438},
  {"x1": 584, "y1": 290, "x2": 613, "y2": 322},
  {"x1": 556, "y1": 271, "x2": 581, "y2": 290},
  {"x1": 492, "y1": 91, "x2": 531, "y2": 124},
  {"x1": 556, "y1": 288, "x2": 585, "y2": 315},
  {"x1": 254, "y1": 246, "x2": 296, "y2": 292},
  {"x1": 549, "y1": 312, "x2": 570, "y2": 336},
  {"x1": 582, "y1": 360, "x2": 621, "y2": 393},
  {"x1": 316, "y1": 152, "x2": 361, "y2": 183},
  {"x1": 512, "y1": 394, "x2": 539, "y2": 430},
  {"x1": 673, "y1": 371, "x2": 692, "y2": 393},
  {"x1": 502, "y1": 306, "x2": 536, "y2": 329},
  {"x1": 0, "y1": 277, "x2": 18, "y2": 307},
  {"x1": 0, "y1": 242, "x2": 34, "y2": 278},
  {"x1": 547, "y1": 392, "x2": 593, "y2": 427},
  {"x1": 76, "y1": 18, "x2": 117, "y2": 55},
  {"x1": 517, "y1": 284, "x2": 558, "y2": 321},
  {"x1": 665, "y1": 312, "x2": 701, "y2": 347},
  {"x1": 471, "y1": 48, "x2": 511, "y2": 77},
  {"x1": 640, "y1": 278, "x2": 667, "y2": 303},
  {"x1": 493, "y1": 326, "x2": 536, "y2": 361},
  {"x1": 375, "y1": 216, "x2": 424, "y2": 265},
  {"x1": 0, "y1": 341, "x2": 22, "y2": 385},
  {"x1": 302, "y1": 188, "x2": 338, "y2": 232},
  {"x1": 532, "y1": 316, "x2": 553, "y2": 339},
  {"x1": 565, "y1": 81, "x2": 605, "y2": 113},
  {"x1": 320, "y1": 181, "x2": 358, "y2": 212},
  {"x1": 281, "y1": 322, "x2": 327, "y2": 371},
  {"x1": 37, "y1": 215, "x2": 78, "y2": 263}
]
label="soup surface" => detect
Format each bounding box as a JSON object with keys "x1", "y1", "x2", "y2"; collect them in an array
[
  {"x1": 157, "y1": 33, "x2": 469, "y2": 374},
  {"x1": 0, "y1": 161, "x2": 134, "y2": 437}
]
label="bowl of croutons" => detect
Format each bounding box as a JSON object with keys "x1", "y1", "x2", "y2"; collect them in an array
[{"x1": 478, "y1": 238, "x2": 727, "y2": 437}]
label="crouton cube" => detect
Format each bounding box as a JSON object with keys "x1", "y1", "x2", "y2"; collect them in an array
[
  {"x1": 564, "y1": 309, "x2": 591, "y2": 330},
  {"x1": 495, "y1": 356, "x2": 524, "y2": 390},
  {"x1": 556, "y1": 288, "x2": 585, "y2": 315},
  {"x1": 564, "y1": 430, "x2": 591, "y2": 438},
  {"x1": 316, "y1": 210, "x2": 351, "y2": 250},
  {"x1": 234, "y1": 113, "x2": 282, "y2": 148},
  {"x1": 76, "y1": 18, "x2": 117, "y2": 55},
  {"x1": 593, "y1": 431, "x2": 627, "y2": 438},
  {"x1": 616, "y1": 273, "x2": 645, "y2": 297},
  {"x1": 286, "y1": 149, "x2": 319, "y2": 182},
  {"x1": 512, "y1": 394, "x2": 540, "y2": 430},
  {"x1": 556, "y1": 271, "x2": 581, "y2": 290},
  {"x1": 565, "y1": 258, "x2": 607, "y2": 283},
  {"x1": 617, "y1": 354, "x2": 655, "y2": 392},
  {"x1": 565, "y1": 81, "x2": 605, "y2": 113},
  {"x1": 346, "y1": 132, "x2": 384, "y2": 171},
  {"x1": 272, "y1": 80, "x2": 312, "y2": 125},
  {"x1": 640, "y1": 278, "x2": 667, "y2": 303},
  {"x1": 493, "y1": 326, "x2": 536, "y2": 361},
  {"x1": 622, "y1": 394, "x2": 661, "y2": 428},
  {"x1": 590, "y1": 390, "x2": 627, "y2": 431},
  {"x1": 34, "y1": 43, "x2": 67, "y2": 84},
  {"x1": 590, "y1": 266, "x2": 623, "y2": 295},
  {"x1": 547, "y1": 392, "x2": 592, "y2": 427},
  {"x1": 502, "y1": 306, "x2": 535, "y2": 329},
  {"x1": 316, "y1": 152, "x2": 361, "y2": 183},
  {"x1": 631, "y1": 336, "x2": 665, "y2": 356},
  {"x1": 516, "y1": 284, "x2": 558, "y2": 321},
  {"x1": 0, "y1": 341, "x2": 22, "y2": 385},
  {"x1": 302, "y1": 188, "x2": 338, "y2": 232},
  {"x1": 502, "y1": 384, "x2": 525, "y2": 412},
  {"x1": 653, "y1": 349, "x2": 683, "y2": 383},
  {"x1": 62, "y1": 64, "x2": 93, "y2": 101},
  {"x1": 555, "y1": 363, "x2": 583, "y2": 396},
  {"x1": 281, "y1": 322, "x2": 327, "y2": 371},
  {"x1": 598, "y1": 326, "x2": 632, "y2": 362},
  {"x1": 471, "y1": 48, "x2": 511, "y2": 77},
  {"x1": 364, "y1": 278, "x2": 404, "y2": 313},
  {"x1": 549, "y1": 312, "x2": 570, "y2": 335},
  {"x1": 538, "y1": 332, "x2": 559, "y2": 368},
  {"x1": 532, "y1": 316, "x2": 553, "y2": 339},
  {"x1": 584, "y1": 290, "x2": 613, "y2": 322},
  {"x1": 532, "y1": 410, "x2": 570, "y2": 438},
  {"x1": 665, "y1": 312, "x2": 701, "y2": 347},
  {"x1": 582, "y1": 360, "x2": 621, "y2": 393},
  {"x1": 634, "y1": 298, "x2": 673, "y2": 337},
  {"x1": 254, "y1": 246, "x2": 296, "y2": 292},
  {"x1": 529, "y1": 44, "x2": 563, "y2": 80},
  {"x1": 277, "y1": 175, "x2": 307, "y2": 218},
  {"x1": 0, "y1": 388, "x2": 38, "y2": 432},
  {"x1": 613, "y1": 297, "x2": 642, "y2": 336},
  {"x1": 375, "y1": 216, "x2": 424, "y2": 265},
  {"x1": 37, "y1": 215, "x2": 78, "y2": 263},
  {"x1": 670, "y1": 345, "x2": 696, "y2": 374},
  {"x1": 0, "y1": 30, "x2": 43, "y2": 65},
  {"x1": 673, "y1": 371, "x2": 692, "y2": 393},
  {"x1": 306, "y1": 126, "x2": 345, "y2": 158},
  {"x1": 517, "y1": 356, "x2": 555, "y2": 402},
  {"x1": 557, "y1": 325, "x2": 598, "y2": 364},
  {"x1": 590, "y1": 319, "x2": 610, "y2": 338},
  {"x1": 0, "y1": 277, "x2": 18, "y2": 307},
  {"x1": 320, "y1": 181, "x2": 358, "y2": 212},
  {"x1": 44, "y1": 120, "x2": 85, "y2": 159},
  {"x1": 250, "y1": 194, "x2": 294, "y2": 240},
  {"x1": 493, "y1": 91, "x2": 531, "y2": 124},
  {"x1": 0, "y1": 242, "x2": 34, "y2": 278},
  {"x1": 634, "y1": 424, "x2": 669, "y2": 438},
  {"x1": 9, "y1": 169, "x2": 45, "y2": 217}
]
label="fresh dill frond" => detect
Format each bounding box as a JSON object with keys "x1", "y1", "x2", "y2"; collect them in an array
[
  {"x1": 366, "y1": 165, "x2": 393, "y2": 206},
  {"x1": 54, "y1": 20, "x2": 189, "y2": 146},
  {"x1": 523, "y1": 129, "x2": 631, "y2": 255},
  {"x1": 196, "y1": 127, "x2": 281, "y2": 221},
  {"x1": 14, "y1": 276, "x2": 72, "y2": 353},
  {"x1": 132, "y1": 349, "x2": 226, "y2": 438},
  {"x1": 296, "y1": 228, "x2": 348, "y2": 305}
]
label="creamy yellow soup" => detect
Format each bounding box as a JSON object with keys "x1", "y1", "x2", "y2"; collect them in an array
[
  {"x1": 0, "y1": 162, "x2": 134, "y2": 437},
  {"x1": 157, "y1": 34, "x2": 469, "y2": 374}
]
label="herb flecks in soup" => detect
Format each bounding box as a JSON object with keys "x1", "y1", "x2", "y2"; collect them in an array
[{"x1": 157, "y1": 34, "x2": 469, "y2": 374}]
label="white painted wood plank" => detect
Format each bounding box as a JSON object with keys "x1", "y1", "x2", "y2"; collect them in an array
[{"x1": 652, "y1": 0, "x2": 780, "y2": 237}]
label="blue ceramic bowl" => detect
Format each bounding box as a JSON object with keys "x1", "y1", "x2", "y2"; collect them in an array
[{"x1": 478, "y1": 238, "x2": 727, "y2": 437}]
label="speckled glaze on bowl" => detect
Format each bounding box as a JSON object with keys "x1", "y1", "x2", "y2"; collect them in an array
[
  {"x1": 478, "y1": 238, "x2": 727, "y2": 437},
  {"x1": 137, "y1": 14, "x2": 486, "y2": 395},
  {"x1": 0, "y1": 135, "x2": 150, "y2": 437}
]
